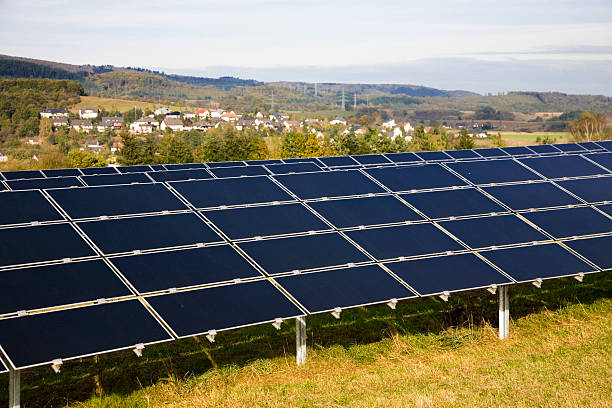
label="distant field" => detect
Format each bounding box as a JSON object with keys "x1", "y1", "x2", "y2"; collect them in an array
[
  {"x1": 497, "y1": 132, "x2": 571, "y2": 146},
  {"x1": 72, "y1": 96, "x2": 198, "y2": 113}
]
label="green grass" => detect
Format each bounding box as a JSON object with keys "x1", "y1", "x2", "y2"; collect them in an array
[{"x1": 1, "y1": 273, "x2": 610, "y2": 407}]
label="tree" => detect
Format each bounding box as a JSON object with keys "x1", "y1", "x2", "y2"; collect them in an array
[
  {"x1": 68, "y1": 149, "x2": 105, "y2": 168},
  {"x1": 118, "y1": 131, "x2": 146, "y2": 165},
  {"x1": 490, "y1": 132, "x2": 505, "y2": 147},
  {"x1": 568, "y1": 112, "x2": 607, "y2": 141},
  {"x1": 455, "y1": 128, "x2": 474, "y2": 149},
  {"x1": 38, "y1": 118, "x2": 53, "y2": 142}
]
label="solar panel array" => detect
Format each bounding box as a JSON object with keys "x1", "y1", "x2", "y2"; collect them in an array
[{"x1": 0, "y1": 140, "x2": 611, "y2": 371}]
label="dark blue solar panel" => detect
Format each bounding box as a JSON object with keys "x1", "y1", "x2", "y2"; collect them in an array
[
  {"x1": 501, "y1": 146, "x2": 534, "y2": 156},
  {"x1": 6, "y1": 176, "x2": 83, "y2": 190},
  {"x1": 42, "y1": 168, "x2": 82, "y2": 177},
  {"x1": 351, "y1": 154, "x2": 392, "y2": 165},
  {"x1": 81, "y1": 172, "x2": 152, "y2": 186},
  {"x1": 554, "y1": 143, "x2": 586, "y2": 152},
  {"x1": 117, "y1": 165, "x2": 153, "y2": 173},
  {"x1": 0, "y1": 360, "x2": 6, "y2": 373},
  {"x1": 48, "y1": 184, "x2": 188, "y2": 218},
  {"x1": 400, "y1": 188, "x2": 505, "y2": 219},
  {"x1": 274, "y1": 170, "x2": 385, "y2": 199},
  {"x1": 598, "y1": 204, "x2": 612, "y2": 217},
  {"x1": 556, "y1": 176, "x2": 612, "y2": 203},
  {"x1": 473, "y1": 148, "x2": 509, "y2": 158},
  {"x1": 79, "y1": 213, "x2": 221, "y2": 254},
  {"x1": 164, "y1": 163, "x2": 207, "y2": 170},
  {"x1": 480, "y1": 243, "x2": 596, "y2": 282},
  {"x1": 384, "y1": 152, "x2": 422, "y2": 163},
  {"x1": 203, "y1": 203, "x2": 330, "y2": 239},
  {"x1": 444, "y1": 149, "x2": 480, "y2": 159},
  {"x1": 309, "y1": 195, "x2": 422, "y2": 228},
  {"x1": 79, "y1": 167, "x2": 119, "y2": 175},
  {"x1": 526, "y1": 144, "x2": 561, "y2": 154},
  {"x1": 0, "y1": 260, "x2": 131, "y2": 315},
  {"x1": 205, "y1": 161, "x2": 246, "y2": 168},
  {"x1": 482, "y1": 182, "x2": 581, "y2": 210},
  {"x1": 0, "y1": 190, "x2": 62, "y2": 225},
  {"x1": 365, "y1": 164, "x2": 468, "y2": 191},
  {"x1": 439, "y1": 214, "x2": 548, "y2": 249},
  {"x1": 446, "y1": 160, "x2": 542, "y2": 184},
  {"x1": 521, "y1": 207, "x2": 612, "y2": 238},
  {"x1": 596, "y1": 140, "x2": 612, "y2": 151},
  {"x1": 0, "y1": 224, "x2": 95, "y2": 267},
  {"x1": 0, "y1": 300, "x2": 171, "y2": 369},
  {"x1": 2, "y1": 170, "x2": 44, "y2": 180},
  {"x1": 147, "y1": 169, "x2": 212, "y2": 182},
  {"x1": 150, "y1": 164, "x2": 166, "y2": 171},
  {"x1": 283, "y1": 157, "x2": 325, "y2": 165},
  {"x1": 276, "y1": 265, "x2": 416, "y2": 313},
  {"x1": 564, "y1": 236, "x2": 612, "y2": 270},
  {"x1": 519, "y1": 155, "x2": 608, "y2": 178},
  {"x1": 345, "y1": 223, "x2": 464, "y2": 260},
  {"x1": 170, "y1": 176, "x2": 294, "y2": 208},
  {"x1": 385, "y1": 253, "x2": 512, "y2": 296},
  {"x1": 577, "y1": 142, "x2": 604, "y2": 151},
  {"x1": 209, "y1": 165, "x2": 269, "y2": 178},
  {"x1": 111, "y1": 245, "x2": 263, "y2": 293},
  {"x1": 146, "y1": 280, "x2": 303, "y2": 337},
  {"x1": 415, "y1": 151, "x2": 452, "y2": 161},
  {"x1": 238, "y1": 233, "x2": 370, "y2": 274},
  {"x1": 317, "y1": 156, "x2": 359, "y2": 167},
  {"x1": 246, "y1": 159, "x2": 284, "y2": 165},
  {"x1": 584, "y1": 152, "x2": 612, "y2": 171},
  {"x1": 265, "y1": 162, "x2": 323, "y2": 174}
]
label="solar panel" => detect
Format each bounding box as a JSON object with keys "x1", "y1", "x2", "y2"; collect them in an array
[
  {"x1": 0, "y1": 190, "x2": 62, "y2": 226},
  {"x1": 110, "y1": 245, "x2": 263, "y2": 293},
  {"x1": 384, "y1": 253, "x2": 512, "y2": 296},
  {"x1": 365, "y1": 164, "x2": 467, "y2": 192},
  {"x1": 246, "y1": 159, "x2": 284, "y2": 165},
  {"x1": 48, "y1": 184, "x2": 188, "y2": 219},
  {"x1": 209, "y1": 165, "x2": 270, "y2": 178},
  {"x1": 274, "y1": 170, "x2": 386, "y2": 199},
  {"x1": 145, "y1": 280, "x2": 303, "y2": 337},
  {"x1": 203, "y1": 203, "x2": 330, "y2": 239},
  {"x1": 81, "y1": 172, "x2": 152, "y2": 186},
  {"x1": 0, "y1": 260, "x2": 131, "y2": 315},
  {"x1": 317, "y1": 156, "x2": 359, "y2": 167},
  {"x1": 345, "y1": 223, "x2": 464, "y2": 260},
  {"x1": 526, "y1": 144, "x2": 560, "y2": 154},
  {"x1": 150, "y1": 164, "x2": 165, "y2": 171},
  {"x1": 42, "y1": 168, "x2": 82, "y2": 177},
  {"x1": 238, "y1": 233, "x2": 370, "y2": 274},
  {"x1": 501, "y1": 146, "x2": 534, "y2": 156},
  {"x1": 79, "y1": 213, "x2": 222, "y2": 254},
  {"x1": 205, "y1": 161, "x2": 246, "y2": 168},
  {"x1": 415, "y1": 151, "x2": 452, "y2": 161},
  {"x1": 519, "y1": 155, "x2": 608, "y2": 178},
  {"x1": 0, "y1": 300, "x2": 172, "y2": 369},
  {"x1": 577, "y1": 141, "x2": 604, "y2": 151},
  {"x1": 597, "y1": 140, "x2": 612, "y2": 151},
  {"x1": 170, "y1": 176, "x2": 294, "y2": 208},
  {"x1": 584, "y1": 152, "x2": 612, "y2": 171},
  {"x1": 265, "y1": 162, "x2": 323, "y2": 174},
  {"x1": 6, "y1": 176, "x2": 83, "y2": 190},
  {"x1": 79, "y1": 167, "x2": 119, "y2": 175},
  {"x1": 164, "y1": 163, "x2": 207, "y2": 170},
  {"x1": 598, "y1": 204, "x2": 612, "y2": 217},
  {"x1": 116, "y1": 165, "x2": 153, "y2": 173},
  {"x1": 556, "y1": 176, "x2": 612, "y2": 203},
  {"x1": 564, "y1": 236, "x2": 612, "y2": 270},
  {"x1": 479, "y1": 243, "x2": 596, "y2": 282},
  {"x1": 308, "y1": 195, "x2": 422, "y2": 228},
  {"x1": 1, "y1": 170, "x2": 44, "y2": 180},
  {"x1": 482, "y1": 182, "x2": 581, "y2": 210},
  {"x1": 444, "y1": 149, "x2": 481, "y2": 159},
  {"x1": 439, "y1": 214, "x2": 548, "y2": 249},
  {"x1": 446, "y1": 159, "x2": 542, "y2": 185},
  {"x1": 554, "y1": 143, "x2": 586, "y2": 152},
  {"x1": 147, "y1": 168, "x2": 213, "y2": 182},
  {"x1": 0, "y1": 224, "x2": 95, "y2": 267},
  {"x1": 384, "y1": 152, "x2": 422, "y2": 163},
  {"x1": 275, "y1": 265, "x2": 416, "y2": 313},
  {"x1": 521, "y1": 207, "x2": 612, "y2": 239},
  {"x1": 283, "y1": 157, "x2": 324, "y2": 165},
  {"x1": 0, "y1": 359, "x2": 6, "y2": 373},
  {"x1": 400, "y1": 188, "x2": 505, "y2": 219},
  {"x1": 473, "y1": 148, "x2": 509, "y2": 158},
  {"x1": 351, "y1": 154, "x2": 392, "y2": 165}
]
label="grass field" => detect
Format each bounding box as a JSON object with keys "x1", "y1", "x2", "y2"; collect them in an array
[
  {"x1": 1, "y1": 273, "x2": 610, "y2": 407},
  {"x1": 71, "y1": 96, "x2": 197, "y2": 114},
  {"x1": 497, "y1": 132, "x2": 571, "y2": 146}
]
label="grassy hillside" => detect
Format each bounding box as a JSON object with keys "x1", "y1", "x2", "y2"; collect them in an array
[{"x1": 1, "y1": 273, "x2": 609, "y2": 407}]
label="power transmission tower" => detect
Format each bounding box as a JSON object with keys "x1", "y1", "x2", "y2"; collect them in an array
[
  {"x1": 354, "y1": 93, "x2": 357, "y2": 109},
  {"x1": 314, "y1": 82, "x2": 318, "y2": 97},
  {"x1": 341, "y1": 87, "x2": 345, "y2": 111},
  {"x1": 271, "y1": 90, "x2": 275, "y2": 111}
]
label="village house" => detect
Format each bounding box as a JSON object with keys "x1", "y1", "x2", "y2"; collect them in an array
[
  {"x1": 0, "y1": 151, "x2": 8, "y2": 162},
  {"x1": 221, "y1": 111, "x2": 241, "y2": 122},
  {"x1": 40, "y1": 108, "x2": 69, "y2": 118},
  {"x1": 111, "y1": 140, "x2": 124, "y2": 153},
  {"x1": 403, "y1": 122, "x2": 414, "y2": 132},
  {"x1": 78, "y1": 107, "x2": 99, "y2": 119},
  {"x1": 97, "y1": 117, "x2": 123, "y2": 132},
  {"x1": 154, "y1": 107, "x2": 171, "y2": 116},
  {"x1": 25, "y1": 137, "x2": 41, "y2": 145},
  {"x1": 191, "y1": 120, "x2": 218, "y2": 131},
  {"x1": 51, "y1": 117, "x2": 69, "y2": 128},
  {"x1": 330, "y1": 117, "x2": 347, "y2": 126},
  {"x1": 83, "y1": 140, "x2": 105, "y2": 154},
  {"x1": 165, "y1": 111, "x2": 181, "y2": 119},
  {"x1": 130, "y1": 117, "x2": 159, "y2": 134},
  {"x1": 235, "y1": 118, "x2": 254, "y2": 131},
  {"x1": 382, "y1": 119, "x2": 396, "y2": 129},
  {"x1": 182, "y1": 111, "x2": 196, "y2": 119},
  {"x1": 160, "y1": 117, "x2": 184, "y2": 131},
  {"x1": 210, "y1": 109, "x2": 225, "y2": 118},
  {"x1": 72, "y1": 119, "x2": 94, "y2": 133},
  {"x1": 283, "y1": 120, "x2": 301, "y2": 131},
  {"x1": 255, "y1": 112, "x2": 264, "y2": 119},
  {"x1": 195, "y1": 108, "x2": 210, "y2": 119}
]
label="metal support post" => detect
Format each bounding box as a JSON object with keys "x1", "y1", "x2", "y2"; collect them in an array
[
  {"x1": 296, "y1": 316, "x2": 306, "y2": 366},
  {"x1": 498, "y1": 286, "x2": 509, "y2": 340},
  {"x1": 9, "y1": 369, "x2": 20, "y2": 408}
]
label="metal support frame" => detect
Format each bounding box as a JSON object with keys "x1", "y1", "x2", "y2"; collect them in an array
[
  {"x1": 296, "y1": 316, "x2": 306, "y2": 366},
  {"x1": 9, "y1": 369, "x2": 20, "y2": 408},
  {"x1": 498, "y1": 286, "x2": 509, "y2": 340}
]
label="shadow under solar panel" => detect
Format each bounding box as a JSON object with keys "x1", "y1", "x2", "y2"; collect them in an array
[
  {"x1": 275, "y1": 265, "x2": 416, "y2": 313},
  {"x1": 384, "y1": 253, "x2": 512, "y2": 296},
  {"x1": 110, "y1": 245, "x2": 263, "y2": 293},
  {"x1": 365, "y1": 164, "x2": 467, "y2": 192},
  {"x1": 555, "y1": 176, "x2": 612, "y2": 203},
  {"x1": 563, "y1": 235, "x2": 612, "y2": 270},
  {"x1": 482, "y1": 182, "x2": 581, "y2": 211},
  {"x1": 0, "y1": 190, "x2": 62, "y2": 226},
  {"x1": 519, "y1": 155, "x2": 608, "y2": 178},
  {"x1": 400, "y1": 188, "x2": 505, "y2": 219},
  {"x1": 0, "y1": 300, "x2": 172, "y2": 369},
  {"x1": 479, "y1": 243, "x2": 597, "y2": 283},
  {"x1": 521, "y1": 207, "x2": 612, "y2": 239},
  {"x1": 446, "y1": 159, "x2": 542, "y2": 185},
  {"x1": 274, "y1": 170, "x2": 386, "y2": 199},
  {"x1": 146, "y1": 280, "x2": 304, "y2": 337}
]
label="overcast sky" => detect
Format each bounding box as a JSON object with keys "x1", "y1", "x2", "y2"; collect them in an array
[{"x1": 1, "y1": 0, "x2": 611, "y2": 94}]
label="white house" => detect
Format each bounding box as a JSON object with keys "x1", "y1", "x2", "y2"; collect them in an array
[
  {"x1": 210, "y1": 109, "x2": 225, "y2": 118},
  {"x1": 330, "y1": 117, "x2": 347, "y2": 126},
  {"x1": 221, "y1": 111, "x2": 241, "y2": 122},
  {"x1": 255, "y1": 111, "x2": 264, "y2": 119},
  {"x1": 182, "y1": 111, "x2": 196, "y2": 119},
  {"x1": 154, "y1": 107, "x2": 171, "y2": 116},
  {"x1": 382, "y1": 119, "x2": 396, "y2": 129},
  {"x1": 40, "y1": 109, "x2": 69, "y2": 118},
  {"x1": 165, "y1": 111, "x2": 181, "y2": 119},
  {"x1": 97, "y1": 117, "x2": 123, "y2": 132},
  {"x1": 78, "y1": 107, "x2": 99, "y2": 119},
  {"x1": 72, "y1": 120, "x2": 93, "y2": 132},
  {"x1": 403, "y1": 122, "x2": 414, "y2": 132},
  {"x1": 51, "y1": 118, "x2": 69, "y2": 128},
  {"x1": 0, "y1": 151, "x2": 8, "y2": 162},
  {"x1": 392, "y1": 127, "x2": 403, "y2": 139},
  {"x1": 161, "y1": 117, "x2": 184, "y2": 131},
  {"x1": 195, "y1": 108, "x2": 210, "y2": 118},
  {"x1": 130, "y1": 117, "x2": 158, "y2": 134}
]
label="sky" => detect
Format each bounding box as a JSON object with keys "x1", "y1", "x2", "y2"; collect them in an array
[{"x1": 1, "y1": 0, "x2": 611, "y2": 95}]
